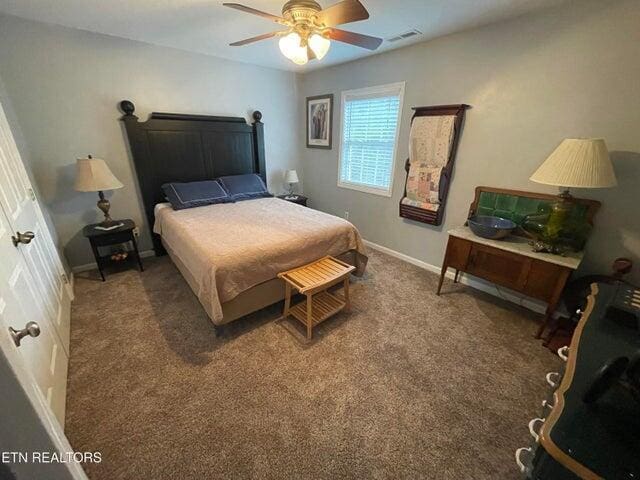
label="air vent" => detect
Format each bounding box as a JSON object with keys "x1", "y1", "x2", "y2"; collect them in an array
[{"x1": 386, "y1": 29, "x2": 422, "y2": 43}]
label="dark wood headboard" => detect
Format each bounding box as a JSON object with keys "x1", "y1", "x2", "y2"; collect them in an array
[{"x1": 118, "y1": 100, "x2": 266, "y2": 255}]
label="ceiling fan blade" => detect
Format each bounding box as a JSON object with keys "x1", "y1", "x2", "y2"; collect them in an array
[
  {"x1": 317, "y1": 0, "x2": 369, "y2": 27},
  {"x1": 229, "y1": 31, "x2": 285, "y2": 46},
  {"x1": 222, "y1": 3, "x2": 288, "y2": 25},
  {"x1": 327, "y1": 28, "x2": 383, "y2": 50}
]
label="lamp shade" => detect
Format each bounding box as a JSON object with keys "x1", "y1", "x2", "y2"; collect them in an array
[
  {"x1": 530, "y1": 139, "x2": 617, "y2": 188},
  {"x1": 309, "y1": 34, "x2": 331, "y2": 60},
  {"x1": 278, "y1": 32, "x2": 308, "y2": 66},
  {"x1": 284, "y1": 169, "x2": 299, "y2": 184},
  {"x1": 74, "y1": 156, "x2": 123, "y2": 192}
]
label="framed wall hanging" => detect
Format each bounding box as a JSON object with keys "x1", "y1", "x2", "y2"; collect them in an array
[
  {"x1": 399, "y1": 104, "x2": 470, "y2": 226},
  {"x1": 306, "y1": 94, "x2": 333, "y2": 149}
]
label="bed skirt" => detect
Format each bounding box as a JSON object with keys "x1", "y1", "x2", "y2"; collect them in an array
[{"x1": 162, "y1": 238, "x2": 362, "y2": 326}]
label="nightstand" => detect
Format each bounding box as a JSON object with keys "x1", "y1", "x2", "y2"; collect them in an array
[
  {"x1": 82, "y1": 219, "x2": 143, "y2": 281},
  {"x1": 277, "y1": 194, "x2": 308, "y2": 207}
]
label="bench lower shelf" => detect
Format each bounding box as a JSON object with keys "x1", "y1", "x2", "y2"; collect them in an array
[{"x1": 289, "y1": 291, "x2": 345, "y2": 327}]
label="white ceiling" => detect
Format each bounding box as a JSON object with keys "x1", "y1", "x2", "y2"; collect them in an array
[{"x1": 0, "y1": 0, "x2": 570, "y2": 72}]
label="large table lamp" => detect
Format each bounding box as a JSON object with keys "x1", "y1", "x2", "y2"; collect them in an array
[
  {"x1": 531, "y1": 138, "x2": 617, "y2": 192},
  {"x1": 74, "y1": 155, "x2": 123, "y2": 227},
  {"x1": 529, "y1": 138, "x2": 617, "y2": 251}
]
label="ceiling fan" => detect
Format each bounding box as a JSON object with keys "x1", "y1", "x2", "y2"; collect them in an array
[{"x1": 223, "y1": 0, "x2": 383, "y2": 66}]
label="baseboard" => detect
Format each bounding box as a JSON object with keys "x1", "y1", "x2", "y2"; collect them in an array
[
  {"x1": 71, "y1": 249, "x2": 155, "y2": 274},
  {"x1": 363, "y1": 239, "x2": 548, "y2": 315}
]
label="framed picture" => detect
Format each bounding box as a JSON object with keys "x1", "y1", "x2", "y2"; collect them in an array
[{"x1": 306, "y1": 94, "x2": 333, "y2": 149}]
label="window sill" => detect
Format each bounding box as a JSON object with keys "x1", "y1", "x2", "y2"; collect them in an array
[{"x1": 337, "y1": 181, "x2": 393, "y2": 197}]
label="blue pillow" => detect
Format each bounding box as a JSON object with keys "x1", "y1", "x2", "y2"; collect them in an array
[
  {"x1": 162, "y1": 180, "x2": 232, "y2": 210},
  {"x1": 217, "y1": 174, "x2": 272, "y2": 201}
]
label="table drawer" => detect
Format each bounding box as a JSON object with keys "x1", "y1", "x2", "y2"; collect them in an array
[
  {"x1": 466, "y1": 243, "x2": 531, "y2": 291},
  {"x1": 445, "y1": 236, "x2": 472, "y2": 270},
  {"x1": 91, "y1": 231, "x2": 132, "y2": 246}
]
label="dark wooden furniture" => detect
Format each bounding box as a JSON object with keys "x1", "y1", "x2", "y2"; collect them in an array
[
  {"x1": 437, "y1": 187, "x2": 600, "y2": 339},
  {"x1": 516, "y1": 282, "x2": 640, "y2": 479},
  {"x1": 119, "y1": 100, "x2": 266, "y2": 256},
  {"x1": 83, "y1": 219, "x2": 143, "y2": 281},
  {"x1": 399, "y1": 104, "x2": 469, "y2": 226},
  {"x1": 438, "y1": 230, "x2": 575, "y2": 338},
  {"x1": 544, "y1": 258, "x2": 635, "y2": 348},
  {"x1": 276, "y1": 194, "x2": 308, "y2": 207}
]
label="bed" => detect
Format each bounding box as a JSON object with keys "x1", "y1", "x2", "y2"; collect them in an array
[{"x1": 119, "y1": 100, "x2": 367, "y2": 327}]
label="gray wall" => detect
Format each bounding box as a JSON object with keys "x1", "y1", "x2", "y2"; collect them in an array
[
  {"x1": 0, "y1": 72, "x2": 70, "y2": 275},
  {"x1": 0, "y1": 15, "x2": 300, "y2": 268},
  {"x1": 298, "y1": 0, "x2": 640, "y2": 284},
  {"x1": 2, "y1": 0, "x2": 639, "y2": 281}
]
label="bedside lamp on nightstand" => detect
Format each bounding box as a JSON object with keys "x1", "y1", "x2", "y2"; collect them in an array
[
  {"x1": 74, "y1": 155, "x2": 124, "y2": 230},
  {"x1": 284, "y1": 169, "x2": 299, "y2": 196}
]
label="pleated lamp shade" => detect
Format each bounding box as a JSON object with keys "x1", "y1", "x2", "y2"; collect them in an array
[
  {"x1": 530, "y1": 139, "x2": 617, "y2": 188},
  {"x1": 74, "y1": 156, "x2": 123, "y2": 192}
]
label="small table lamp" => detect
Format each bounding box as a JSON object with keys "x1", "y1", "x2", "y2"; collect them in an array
[
  {"x1": 284, "y1": 169, "x2": 299, "y2": 196},
  {"x1": 74, "y1": 155, "x2": 123, "y2": 227},
  {"x1": 529, "y1": 138, "x2": 617, "y2": 251}
]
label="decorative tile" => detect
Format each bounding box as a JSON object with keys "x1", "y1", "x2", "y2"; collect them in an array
[
  {"x1": 478, "y1": 192, "x2": 497, "y2": 209},
  {"x1": 515, "y1": 197, "x2": 541, "y2": 216},
  {"x1": 475, "y1": 191, "x2": 589, "y2": 227},
  {"x1": 494, "y1": 209, "x2": 515, "y2": 221},
  {"x1": 477, "y1": 206, "x2": 495, "y2": 216},
  {"x1": 472, "y1": 189, "x2": 592, "y2": 250},
  {"x1": 495, "y1": 194, "x2": 518, "y2": 212}
]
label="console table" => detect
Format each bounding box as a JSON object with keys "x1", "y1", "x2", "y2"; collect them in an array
[
  {"x1": 436, "y1": 186, "x2": 600, "y2": 339},
  {"x1": 438, "y1": 227, "x2": 582, "y2": 337}
]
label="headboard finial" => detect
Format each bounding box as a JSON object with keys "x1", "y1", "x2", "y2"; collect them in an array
[
  {"x1": 120, "y1": 100, "x2": 136, "y2": 116},
  {"x1": 252, "y1": 111, "x2": 263, "y2": 123}
]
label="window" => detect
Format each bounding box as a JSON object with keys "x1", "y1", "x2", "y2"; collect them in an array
[{"x1": 338, "y1": 82, "x2": 405, "y2": 196}]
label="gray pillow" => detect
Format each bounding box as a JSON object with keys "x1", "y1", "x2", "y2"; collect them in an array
[{"x1": 162, "y1": 180, "x2": 232, "y2": 210}]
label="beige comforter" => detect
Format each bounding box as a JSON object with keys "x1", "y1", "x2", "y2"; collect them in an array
[{"x1": 153, "y1": 198, "x2": 367, "y2": 323}]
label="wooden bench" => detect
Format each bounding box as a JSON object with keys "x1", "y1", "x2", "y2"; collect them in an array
[{"x1": 278, "y1": 256, "x2": 355, "y2": 340}]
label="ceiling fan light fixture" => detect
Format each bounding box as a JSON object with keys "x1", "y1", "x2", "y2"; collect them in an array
[
  {"x1": 278, "y1": 31, "x2": 308, "y2": 65},
  {"x1": 225, "y1": 1, "x2": 382, "y2": 64},
  {"x1": 290, "y1": 48, "x2": 309, "y2": 65},
  {"x1": 308, "y1": 33, "x2": 330, "y2": 60}
]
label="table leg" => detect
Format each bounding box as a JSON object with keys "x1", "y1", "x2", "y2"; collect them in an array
[
  {"x1": 90, "y1": 240, "x2": 106, "y2": 282},
  {"x1": 542, "y1": 318, "x2": 563, "y2": 347},
  {"x1": 436, "y1": 262, "x2": 448, "y2": 295},
  {"x1": 131, "y1": 234, "x2": 144, "y2": 272},
  {"x1": 536, "y1": 310, "x2": 553, "y2": 339},
  {"x1": 306, "y1": 294, "x2": 313, "y2": 340},
  {"x1": 283, "y1": 283, "x2": 291, "y2": 320},
  {"x1": 536, "y1": 269, "x2": 570, "y2": 339},
  {"x1": 343, "y1": 277, "x2": 351, "y2": 312},
  {"x1": 454, "y1": 270, "x2": 460, "y2": 283}
]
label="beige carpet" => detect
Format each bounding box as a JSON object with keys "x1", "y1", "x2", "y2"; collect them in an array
[{"x1": 65, "y1": 249, "x2": 559, "y2": 479}]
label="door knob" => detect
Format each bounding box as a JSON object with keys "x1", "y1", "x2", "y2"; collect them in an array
[
  {"x1": 9, "y1": 321, "x2": 40, "y2": 347},
  {"x1": 11, "y1": 231, "x2": 35, "y2": 247}
]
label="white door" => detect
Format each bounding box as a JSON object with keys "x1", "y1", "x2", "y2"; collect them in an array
[
  {"x1": 0, "y1": 99, "x2": 71, "y2": 424},
  {"x1": 0, "y1": 249, "x2": 85, "y2": 480}
]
